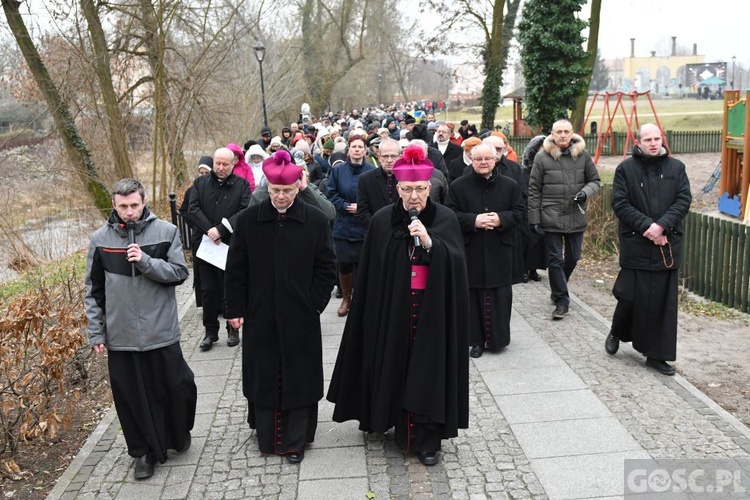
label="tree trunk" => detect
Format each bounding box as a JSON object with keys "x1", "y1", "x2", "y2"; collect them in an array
[
  {"x1": 81, "y1": 0, "x2": 133, "y2": 180},
  {"x1": 2, "y1": 0, "x2": 110, "y2": 217},
  {"x1": 138, "y1": 0, "x2": 188, "y2": 197},
  {"x1": 480, "y1": 0, "x2": 505, "y2": 131},
  {"x1": 570, "y1": 0, "x2": 601, "y2": 133}
]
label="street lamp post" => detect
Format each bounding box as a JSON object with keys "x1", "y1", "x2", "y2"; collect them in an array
[
  {"x1": 732, "y1": 56, "x2": 736, "y2": 90},
  {"x1": 253, "y1": 41, "x2": 268, "y2": 128},
  {"x1": 377, "y1": 73, "x2": 383, "y2": 106}
]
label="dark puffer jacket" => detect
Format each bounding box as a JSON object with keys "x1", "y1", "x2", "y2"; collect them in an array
[
  {"x1": 612, "y1": 146, "x2": 692, "y2": 271},
  {"x1": 528, "y1": 134, "x2": 600, "y2": 233}
]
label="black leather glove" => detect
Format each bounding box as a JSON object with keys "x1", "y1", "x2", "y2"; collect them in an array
[
  {"x1": 573, "y1": 191, "x2": 587, "y2": 203},
  {"x1": 530, "y1": 224, "x2": 545, "y2": 236}
]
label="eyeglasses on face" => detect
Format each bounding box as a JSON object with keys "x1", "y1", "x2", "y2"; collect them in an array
[
  {"x1": 399, "y1": 185, "x2": 429, "y2": 194},
  {"x1": 473, "y1": 157, "x2": 496, "y2": 163},
  {"x1": 379, "y1": 154, "x2": 400, "y2": 160}
]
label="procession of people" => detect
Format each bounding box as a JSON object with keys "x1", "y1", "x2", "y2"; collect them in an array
[{"x1": 85, "y1": 104, "x2": 689, "y2": 477}]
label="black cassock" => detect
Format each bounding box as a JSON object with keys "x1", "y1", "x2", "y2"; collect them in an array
[
  {"x1": 225, "y1": 198, "x2": 337, "y2": 456},
  {"x1": 327, "y1": 201, "x2": 469, "y2": 451},
  {"x1": 446, "y1": 169, "x2": 525, "y2": 350}
]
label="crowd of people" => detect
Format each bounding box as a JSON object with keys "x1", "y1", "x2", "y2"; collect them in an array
[{"x1": 84, "y1": 103, "x2": 690, "y2": 479}]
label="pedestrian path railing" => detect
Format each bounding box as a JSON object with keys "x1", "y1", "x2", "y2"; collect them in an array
[
  {"x1": 168, "y1": 193, "x2": 192, "y2": 251},
  {"x1": 590, "y1": 184, "x2": 750, "y2": 313}
]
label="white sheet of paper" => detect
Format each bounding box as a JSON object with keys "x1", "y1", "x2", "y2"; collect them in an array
[{"x1": 195, "y1": 234, "x2": 229, "y2": 270}]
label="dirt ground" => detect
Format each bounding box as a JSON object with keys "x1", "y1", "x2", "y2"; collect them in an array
[
  {"x1": 571, "y1": 152, "x2": 750, "y2": 428},
  {"x1": 0, "y1": 150, "x2": 748, "y2": 499}
]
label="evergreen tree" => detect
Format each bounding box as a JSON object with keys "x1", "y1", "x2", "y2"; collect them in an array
[
  {"x1": 517, "y1": 0, "x2": 589, "y2": 132},
  {"x1": 589, "y1": 49, "x2": 610, "y2": 91}
]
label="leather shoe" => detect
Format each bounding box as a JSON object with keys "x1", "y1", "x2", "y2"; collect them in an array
[
  {"x1": 199, "y1": 334, "x2": 218, "y2": 351},
  {"x1": 605, "y1": 333, "x2": 619, "y2": 355},
  {"x1": 470, "y1": 346, "x2": 483, "y2": 358},
  {"x1": 227, "y1": 327, "x2": 240, "y2": 347},
  {"x1": 286, "y1": 451, "x2": 304, "y2": 463},
  {"x1": 646, "y1": 357, "x2": 675, "y2": 376},
  {"x1": 417, "y1": 451, "x2": 439, "y2": 466},
  {"x1": 552, "y1": 305, "x2": 568, "y2": 320},
  {"x1": 528, "y1": 270, "x2": 541, "y2": 282},
  {"x1": 335, "y1": 286, "x2": 343, "y2": 299},
  {"x1": 175, "y1": 432, "x2": 191, "y2": 453},
  {"x1": 134, "y1": 453, "x2": 156, "y2": 480}
]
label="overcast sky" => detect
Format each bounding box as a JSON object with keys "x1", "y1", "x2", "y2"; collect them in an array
[{"x1": 589, "y1": 0, "x2": 750, "y2": 66}]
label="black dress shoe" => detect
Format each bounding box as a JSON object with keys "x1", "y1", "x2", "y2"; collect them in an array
[
  {"x1": 522, "y1": 271, "x2": 529, "y2": 283},
  {"x1": 286, "y1": 451, "x2": 304, "y2": 463},
  {"x1": 605, "y1": 333, "x2": 619, "y2": 355},
  {"x1": 528, "y1": 270, "x2": 542, "y2": 282},
  {"x1": 176, "y1": 432, "x2": 191, "y2": 453},
  {"x1": 646, "y1": 357, "x2": 675, "y2": 376},
  {"x1": 134, "y1": 453, "x2": 156, "y2": 480},
  {"x1": 470, "y1": 346, "x2": 483, "y2": 358},
  {"x1": 417, "y1": 451, "x2": 439, "y2": 466},
  {"x1": 199, "y1": 334, "x2": 218, "y2": 351},
  {"x1": 335, "y1": 286, "x2": 343, "y2": 299},
  {"x1": 227, "y1": 327, "x2": 240, "y2": 347},
  {"x1": 552, "y1": 305, "x2": 568, "y2": 320}
]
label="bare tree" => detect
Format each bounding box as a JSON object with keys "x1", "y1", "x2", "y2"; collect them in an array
[
  {"x1": 1, "y1": 0, "x2": 110, "y2": 215},
  {"x1": 80, "y1": 0, "x2": 133, "y2": 180}
]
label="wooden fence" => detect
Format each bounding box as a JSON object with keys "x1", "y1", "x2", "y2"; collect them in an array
[
  {"x1": 591, "y1": 184, "x2": 750, "y2": 313},
  {"x1": 507, "y1": 130, "x2": 721, "y2": 159}
]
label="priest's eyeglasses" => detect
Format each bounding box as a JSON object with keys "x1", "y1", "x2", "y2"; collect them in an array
[{"x1": 399, "y1": 186, "x2": 429, "y2": 194}]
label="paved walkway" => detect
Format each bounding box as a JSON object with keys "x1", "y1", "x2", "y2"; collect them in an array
[{"x1": 49, "y1": 271, "x2": 750, "y2": 499}]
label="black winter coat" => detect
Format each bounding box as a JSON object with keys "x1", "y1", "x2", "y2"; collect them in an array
[
  {"x1": 185, "y1": 172, "x2": 251, "y2": 249},
  {"x1": 357, "y1": 168, "x2": 398, "y2": 228},
  {"x1": 612, "y1": 147, "x2": 692, "y2": 271},
  {"x1": 446, "y1": 169, "x2": 525, "y2": 288},
  {"x1": 224, "y1": 198, "x2": 337, "y2": 410}
]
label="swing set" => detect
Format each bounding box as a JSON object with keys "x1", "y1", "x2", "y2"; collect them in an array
[{"x1": 579, "y1": 90, "x2": 669, "y2": 165}]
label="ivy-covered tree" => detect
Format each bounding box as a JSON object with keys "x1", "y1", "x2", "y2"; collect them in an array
[{"x1": 517, "y1": 0, "x2": 589, "y2": 132}]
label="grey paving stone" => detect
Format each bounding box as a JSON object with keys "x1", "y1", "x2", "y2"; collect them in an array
[
  {"x1": 114, "y1": 482, "x2": 163, "y2": 499},
  {"x1": 189, "y1": 359, "x2": 233, "y2": 376},
  {"x1": 530, "y1": 450, "x2": 651, "y2": 499},
  {"x1": 495, "y1": 389, "x2": 612, "y2": 424},
  {"x1": 194, "y1": 374, "x2": 231, "y2": 394},
  {"x1": 299, "y1": 447, "x2": 367, "y2": 480},
  {"x1": 297, "y1": 478, "x2": 370, "y2": 500},
  {"x1": 313, "y1": 420, "x2": 365, "y2": 448},
  {"x1": 195, "y1": 391, "x2": 222, "y2": 414},
  {"x1": 472, "y1": 345, "x2": 570, "y2": 372},
  {"x1": 483, "y1": 366, "x2": 587, "y2": 396},
  {"x1": 512, "y1": 417, "x2": 642, "y2": 458}
]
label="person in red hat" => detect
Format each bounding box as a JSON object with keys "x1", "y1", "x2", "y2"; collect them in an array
[
  {"x1": 224, "y1": 150, "x2": 337, "y2": 464},
  {"x1": 328, "y1": 144, "x2": 470, "y2": 467}
]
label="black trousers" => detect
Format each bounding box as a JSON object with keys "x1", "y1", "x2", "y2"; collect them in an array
[
  {"x1": 545, "y1": 231, "x2": 583, "y2": 307},
  {"x1": 197, "y1": 259, "x2": 225, "y2": 335},
  {"x1": 108, "y1": 343, "x2": 197, "y2": 462}
]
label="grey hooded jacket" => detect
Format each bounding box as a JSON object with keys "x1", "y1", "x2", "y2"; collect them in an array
[{"x1": 85, "y1": 209, "x2": 189, "y2": 351}]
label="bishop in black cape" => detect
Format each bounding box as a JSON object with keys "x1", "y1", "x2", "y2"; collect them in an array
[{"x1": 327, "y1": 199, "x2": 470, "y2": 446}]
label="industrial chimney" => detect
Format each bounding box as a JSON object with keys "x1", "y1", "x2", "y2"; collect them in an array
[
  {"x1": 671, "y1": 37, "x2": 676, "y2": 56},
  {"x1": 630, "y1": 38, "x2": 635, "y2": 58},
  {"x1": 693, "y1": 43, "x2": 698, "y2": 56}
]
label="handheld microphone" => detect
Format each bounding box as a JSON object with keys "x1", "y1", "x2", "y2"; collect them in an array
[
  {"x1": 126, "y1": 220, "x2": 136, "y2": 277},
  {"x1": 408, "y1": 208, "x2": 420, "y2": 247}
]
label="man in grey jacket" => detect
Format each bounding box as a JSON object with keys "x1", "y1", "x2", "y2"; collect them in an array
[
  {"x1": 85, "y1": 178, "x2": 196, "y2": 480},
  {"x1": 528, "y1": 119, "x2": 600, "y2": 320}
]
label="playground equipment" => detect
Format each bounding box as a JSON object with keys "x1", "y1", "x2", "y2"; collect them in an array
[
  {"x1": 718, "y1": 90, "x2": 750, "y2": 221},
  {"x1": 580, "y1": 91, "x2": 670, "y2": 164}
]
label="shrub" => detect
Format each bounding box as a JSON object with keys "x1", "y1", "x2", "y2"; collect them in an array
[{"x1": 0, "y1": 261, "x2": 89, "y2": 455}]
